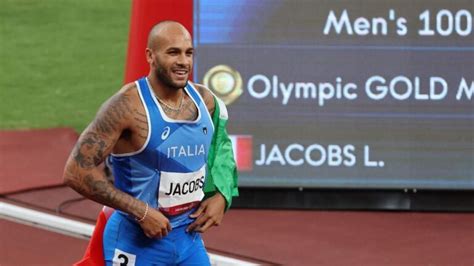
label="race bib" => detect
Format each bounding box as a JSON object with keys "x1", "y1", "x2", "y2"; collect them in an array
[
  {"x1": 113, "y1": 249, "x2": 136, "y2": 266},
  {"x1": 158, "y1": 165, "x2": 206, "y2": 216}
]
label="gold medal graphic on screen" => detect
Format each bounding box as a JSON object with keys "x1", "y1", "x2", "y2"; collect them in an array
[{"x1": 203, "y1": 65, "x2": 243, "y2": 105}]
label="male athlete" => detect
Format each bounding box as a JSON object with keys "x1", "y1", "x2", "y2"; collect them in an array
[{"x1": 63, "y1": 21, "x2": 238, "y2": 265}]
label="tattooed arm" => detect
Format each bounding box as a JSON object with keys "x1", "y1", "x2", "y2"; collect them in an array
[{"x1": 63, "y1": 85, "x2": 171, "y2": 238}]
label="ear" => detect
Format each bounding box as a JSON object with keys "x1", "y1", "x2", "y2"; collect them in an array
[{"x1": 145, "y1": 48, "x2": 153, "y2": 64}]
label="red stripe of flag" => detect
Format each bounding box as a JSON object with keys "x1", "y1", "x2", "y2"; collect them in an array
[{"x1": 230, "y1": 135, "x2": 253, "y2": 172}]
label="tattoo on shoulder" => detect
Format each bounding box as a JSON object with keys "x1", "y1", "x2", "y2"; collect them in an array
[
  {"x1": 93, "y1": 93, "x2": 133, "y2": 134},
  {"x1": 83, "y1": 173, "x2": 139, "y2": 212},
  {"x1": 84, "y1": 174, "x2": 116, "y2": 201},
  {"x1": 72, "y1": 92, "x2": 134, "y2": 169},
  {"x1": 133, "y1": 108, "x2": 148, "y2": 140}
]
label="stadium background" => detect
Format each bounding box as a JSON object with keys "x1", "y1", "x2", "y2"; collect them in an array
[{"x1": 1, "y1": 0, "x2": 473, "y2": 265}]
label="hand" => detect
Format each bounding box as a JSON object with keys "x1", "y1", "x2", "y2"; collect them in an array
[
  {"x1": 138, "y1": 208, "x2": 172, "y2": 238},
  {"x1": 186, "y1": 193, "x2": 226, "y2": 233}
]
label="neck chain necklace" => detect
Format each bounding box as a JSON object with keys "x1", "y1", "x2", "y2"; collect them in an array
[
  {"x1": 156, "y1": 93, "x2": 184, "y2": 112},
  {"x1": 146, "y1": 77, "x2": 184, "y2": 112}
]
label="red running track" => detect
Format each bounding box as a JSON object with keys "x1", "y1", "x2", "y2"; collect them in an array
[
  {"x1": 2, "y1": 191, "x2": 473, "y2": 266},
  {"x1": 0, "y1": 219, "x2": 88, "y2": 265}
]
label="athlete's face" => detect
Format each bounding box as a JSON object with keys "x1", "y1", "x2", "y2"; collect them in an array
[{"x1": 147, "y1": 27, "x2": 194, "y2": 90}]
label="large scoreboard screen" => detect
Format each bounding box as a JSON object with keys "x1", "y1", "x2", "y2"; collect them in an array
[{"x1": 193, "y1": 0, "x2": 474, "y2": 189}]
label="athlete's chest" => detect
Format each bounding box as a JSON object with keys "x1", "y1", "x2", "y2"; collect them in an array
[
  {"x1": 127, "y1": 93, "x2": 208, "y2": 156},
  {"x1": 142, "y1": 102, "x2": 213, "y2": 171},
  {"x1": 155, "y1": 122, "x2": 212, "y2": 161}
]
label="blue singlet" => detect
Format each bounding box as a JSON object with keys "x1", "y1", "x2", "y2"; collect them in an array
[{"x1": 103, "y1": 77, "x2": 214, "y2": 265}]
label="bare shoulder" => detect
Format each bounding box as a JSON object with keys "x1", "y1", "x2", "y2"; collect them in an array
[
  {"x1": 192, "y1": 82, "x2": 216, "y2": 115},
  {"x1": 91, "y1": 82, "x2": 140, "y2": 135},
  {"x1": 117, "y1": 82, "x2": 139, "y2": 100},
  {"x1": 69, "y1": 82, "x2": 140, "y2": 172}
]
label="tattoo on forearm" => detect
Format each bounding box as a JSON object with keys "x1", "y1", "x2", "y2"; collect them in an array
[
  {"x1": 85, "y1": 174, "x2": 118, "y2": 202},
  {"x1": 81, "y1": 174, "x2": 139, "y2": 214}
]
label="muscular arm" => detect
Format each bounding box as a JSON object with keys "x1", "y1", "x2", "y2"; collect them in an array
[
  {"x1": 63, "y1": 88, "x2": 145, "y2": 219},
  {"x1": 64, "y1": 86, "x2": 171, "y2": 238}
]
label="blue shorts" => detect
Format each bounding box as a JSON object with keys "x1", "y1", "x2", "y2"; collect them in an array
[{"x1": 103, "y1": 212, "x2": 210, "y2": 266}]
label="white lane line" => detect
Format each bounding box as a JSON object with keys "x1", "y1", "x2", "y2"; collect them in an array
[{"x1": 0, "y1": 201, "x2": 259, "y2": 266}]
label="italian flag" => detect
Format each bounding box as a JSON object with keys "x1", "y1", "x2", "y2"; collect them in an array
[{"x1": 229, "y1": 135, "x2": 253, "y2": 171}]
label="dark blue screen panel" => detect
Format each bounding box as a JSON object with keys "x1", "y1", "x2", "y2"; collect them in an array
[{"x1": 194, "y1": 0, "x2": 474, "y2": 189}]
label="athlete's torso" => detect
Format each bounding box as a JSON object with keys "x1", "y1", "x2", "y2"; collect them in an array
[{"x1": 110, "y1": 77, "x2": 214, "y2": 228}]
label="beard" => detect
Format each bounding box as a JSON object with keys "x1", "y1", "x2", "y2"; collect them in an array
[{"x1": 154, "y1": 65, "x2": 188, "y2": 91}]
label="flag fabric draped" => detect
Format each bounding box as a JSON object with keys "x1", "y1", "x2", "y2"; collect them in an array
[
  {"x1": 204, "y1": 96, "x2": 239, "y2": 208},
  {"x1": 74, "y1": 207, "x2": 114, "y2": 266}
]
